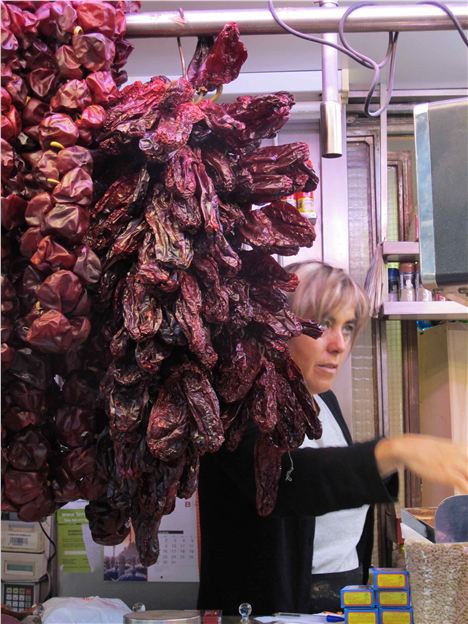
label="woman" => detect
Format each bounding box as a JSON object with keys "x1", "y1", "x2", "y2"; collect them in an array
[{"x1": 197, "y1": 261, "x2": 468, "y2": 615}]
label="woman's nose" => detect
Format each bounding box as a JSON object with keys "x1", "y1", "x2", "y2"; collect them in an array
[{"x1": 325, "y1": 327, "x2": 347, "y2": 352}]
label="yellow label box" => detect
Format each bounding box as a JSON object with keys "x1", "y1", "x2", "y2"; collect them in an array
[
  {"x1": 345, "y1": 611, "x2": 378, "y2": 624},
  {"x1": 378, "y1": 590, "x2": 410, "y2": 607},
  {"x1": 380, "y1": 609, "x2": 413, "y2": 624},
  {"x1": 369, "y1": 567, "x2": 409, "y2": 590}
]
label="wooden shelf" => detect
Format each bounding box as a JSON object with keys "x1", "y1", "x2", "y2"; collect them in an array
[
  {"x1": 381, "y1": 301, "x2": 468, "y2": 320},
  {"x1": 382, "y1": 241, "x2": 420, "y2": 261}
]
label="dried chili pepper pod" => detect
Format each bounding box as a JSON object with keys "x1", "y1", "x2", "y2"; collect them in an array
[
  {"x1": 73, "y1": 245, "x2": 101, "y2": 284},
  {"x1": 27, "y1": 67, "x2": 58, "y2": 100},
  {"x1": 79, "y1": 104, "x2": 106, "y2": 130},
  {"x1": 188, "y1": 23, "x2": 247, "y2": 92},
  {"x1": 36, "y1": 2, "x2": 77, "y2": 40},
  {"x1": 1, "y1": 103, "x2": 22, "y2": 142},
  {"x1": 7, "y1": 429, "x2": 51, "y2": 472},
  {"x1": 3, "y1": 469, "x2": 46, "y2": 506},
  {"x1": 50, "y1": 79, "x2": 93, "y2": 113},
  {"x1": 73, "y1": 31, "x2": 116, "y2": 72},
  {"x1": 51, "y1": 467, "x2": 82, "y2": 503},
  {"x1": 1, "y1": 194, "x2": 27, "y2": 231},
  {"x1": 4, "y1": 73, "x2": 28, "y2": 109},
  {"x1": 1, "y1": 87, "x2": 13, "y2": 113},
  {"x1": 36, "y1": 270, "x2": 86, "y2": 315},
  {"x1": 22, "y1": 97, "x2": 49, "y2": 127},
  {"x1": 27, "y1": 309, "x2": 90, "y2": 353},
  {"x1": 38, "y1": 114, "x2": 79, "y2": 150},
  {"x1": 52, "y1": 167, "x2": 93, "y2": 206},
  {"x1": 164, "y1": 145, "x2": 198, "y2": 199},
  {"x1": 56, "y1": 145, "x2": 94, "y2": 175},
  {"x1": 86, "y1": 70, "x2": 119, "y2": 105},
  {"x1": 254, "y1": 434, "x2": 284, "y2": 516},
  {"x1": 30, "y1": 235, "x2": 76, "y2": 271},
  {"x1": 55, "y1": 44, "x2": 83, "y2": 79},
  {"x1": 19, "y1": 227, "x2": 43, "y2": 259},
  {"x1": 18, "y1": 491, "x2": 56, "y2": 522},
  {"x1": 187, "y1": 36, "x2": 215, "y2": 87},
  {"x1": 76, "y1": 2, "x2": 118, "y2": 38},
  {"x1": 1, "y1": 29, "x2": 19, "y2": 61}
]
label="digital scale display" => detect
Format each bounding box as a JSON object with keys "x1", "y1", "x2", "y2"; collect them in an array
[{"x1": 6, "y1": 563, "x2": 34, "y2": 573}]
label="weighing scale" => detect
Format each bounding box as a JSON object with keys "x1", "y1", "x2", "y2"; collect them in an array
[{"x1": 1, "y1": 517, "x2": 51, "y2": 611}]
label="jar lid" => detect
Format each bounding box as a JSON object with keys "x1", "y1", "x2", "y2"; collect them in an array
[
  {"x1": 399, "y1": 262, "x2": 415, "y2": 272},
  {"x1": 124, "y1": 610, "x2": 201, "y2": 624}
]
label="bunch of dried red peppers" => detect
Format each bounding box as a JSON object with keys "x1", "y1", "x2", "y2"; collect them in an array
[{"x1": 1, "y1": 1, "x2": 322, "y2": 565}]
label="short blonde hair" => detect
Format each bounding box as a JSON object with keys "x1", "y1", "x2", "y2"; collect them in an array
[{"x1": 284, "y1": 261, "x2": 370, "y2": 340}]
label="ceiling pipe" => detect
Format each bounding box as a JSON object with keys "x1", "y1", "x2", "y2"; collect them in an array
[
  {"x1": 320, "y1": 0, "x2": 342, "y2": 158},
  {"x1": 125, "y1": 4, "x2": 468, "y2": 38}
]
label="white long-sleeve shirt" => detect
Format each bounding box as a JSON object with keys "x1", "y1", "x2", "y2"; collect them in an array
[{"x1": 300, "y1": 394, "x2": 370, "y2": 574}]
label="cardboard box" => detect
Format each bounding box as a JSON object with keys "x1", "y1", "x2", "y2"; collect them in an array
[
  {"x1": 369, "y1": 567, "x2": 409, "y2": 590},
  {"x1": 376, "y1": 589, "x2": 411, "y2": 608},
  {"x1": 341, "y1": 585, "x2": 375, "y2": 608},
  {"x1": 379, "y1": 607, "x2": 413, "y2": 624},
  {"x1": 344, "y1": 608, "x2": 379, "y2": 624}
]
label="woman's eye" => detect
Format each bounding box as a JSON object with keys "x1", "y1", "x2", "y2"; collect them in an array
[
  {"x1": 343, "y1": 324, "x2": 355, "y2": 337},
  {"x1": 321, "y1": 319, "x2": 332, "y2": 330}
]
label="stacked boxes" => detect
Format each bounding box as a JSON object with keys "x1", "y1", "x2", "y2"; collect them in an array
[
  {"x1": 371, "y1": 567, "x2": 413, "y2": 624},
  {"x1": 341, "y1": 586, "x2": 378, "y2": 623},
  {"x1": 341, "y1": 568, "x2": 414, "y2": 624}
]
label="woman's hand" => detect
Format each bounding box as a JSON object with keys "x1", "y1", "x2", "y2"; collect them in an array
[{"x1": 375, "y1": 434, "x2": 468, "y2": 493}]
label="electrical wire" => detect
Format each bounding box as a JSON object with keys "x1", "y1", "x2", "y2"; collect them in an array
[
  {"x1": 39, "y1": 520, "x2": 56, "y2": 562},
  {"x1": 38, "y1": 521, "x2": 56, "y2": 602},
  {"x1": 268, "y1": 0, "x2": 398, "y2": 117},
  {"x1": 268, "y1": 0, "x2": 468, "y2": 118},
  {"x1": 338, "y1": 3, "x2": 399, "y2": 117},
  {"x1": 420, "y1": 1, "x2": 468, "y2": 47}
]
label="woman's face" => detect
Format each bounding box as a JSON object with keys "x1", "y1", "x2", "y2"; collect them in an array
[{"x1": 288, "y1": 302, "x2": 357, "y2": 395}]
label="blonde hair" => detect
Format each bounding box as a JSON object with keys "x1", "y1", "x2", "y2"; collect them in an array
[{"x1": 284, "y1": 261, "x2": 370, "y2": 340}]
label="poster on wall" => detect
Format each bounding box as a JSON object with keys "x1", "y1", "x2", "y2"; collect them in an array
[
  {"x1": 56, "y1": 507, "x2": 91, "y2": 574},
  {"x1": 103, "y1": 494, "x2": 199, "y2": 583}
]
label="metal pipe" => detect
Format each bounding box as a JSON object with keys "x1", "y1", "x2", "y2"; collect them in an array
[
  {"x1": 125, "y1": 4, "x2": 468, "y2": 38},
  {"x1": 320, "y1": 0, "x2": 342, "y2": 158}
]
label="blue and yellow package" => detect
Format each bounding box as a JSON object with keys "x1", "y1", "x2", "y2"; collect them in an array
[
  {"x1": 340, "y1": 585, "x2": 375, "y2": 609},
  {"x1": 344, "y1": 608, "x2": 379, "y2": 624},
  {"x1": 369, "y1": 567, "x2": 409, "y2": 590},
  {"x1": 379, "y1": 607, "x2": 414, "y2": 624},
  {"x1": 376, "y1": 589, "x2": 411, "y2": 609}
]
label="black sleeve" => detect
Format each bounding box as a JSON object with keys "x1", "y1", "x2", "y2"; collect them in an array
[{"x1": 210, "y1": 426, "x2": 399, "y2": 518}]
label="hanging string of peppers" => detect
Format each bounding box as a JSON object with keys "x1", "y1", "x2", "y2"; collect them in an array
[{"x1": 2, "y1": 2, "x2": 322, "y2": 566}]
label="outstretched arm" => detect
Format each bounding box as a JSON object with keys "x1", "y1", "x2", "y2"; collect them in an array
[{"x1": 375, "y1": 434, "x2": 468, "y2": 493}]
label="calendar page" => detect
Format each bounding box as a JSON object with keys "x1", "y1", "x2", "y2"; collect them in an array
[{"x1": 103, "y1": 494, "x2": 199, "y2": 583}]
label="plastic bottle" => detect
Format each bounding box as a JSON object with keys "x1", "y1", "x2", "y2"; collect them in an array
[
  {"x1": 295, "y1": 191, "x2": 317, "y2": 224},
  {"x1": 388, "y1": 267, "x2": 400, "y2": 301},
  {"x1": 399, "y1": 262, "x2": 416, "y2": 302}
]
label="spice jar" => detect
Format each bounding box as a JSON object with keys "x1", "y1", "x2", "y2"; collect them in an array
[
  {"x1": 295, "y1": 191, "x2": 317, "y2": 224},
  {"x1": 399, "y1": 262, "x2": 416, "y2": 302},
  {"x1": 388, "y1": 267, "x2": 399, "y2": 301}
]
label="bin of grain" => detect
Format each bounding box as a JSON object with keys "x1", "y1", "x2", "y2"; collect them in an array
[{"x1": 404, "y1": 540, "x2": 468, "y2": 624}]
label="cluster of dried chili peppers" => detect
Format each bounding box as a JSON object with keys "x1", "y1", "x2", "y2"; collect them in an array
[
  {"x1": 1, "y1": 0, "x2": 138, "y2": 522},
  {"x1": 2, "y1": 6, "x2": 322, "y2": 566}
]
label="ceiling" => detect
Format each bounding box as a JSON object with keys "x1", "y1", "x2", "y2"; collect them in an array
[{"x1": 125, "y1": 1, "x2": 468, "y2": 96}]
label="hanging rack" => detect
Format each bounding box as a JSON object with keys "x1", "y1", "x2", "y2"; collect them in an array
[{"x1": 125, "y1": 4, "x2": 468, "y2": 38}]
